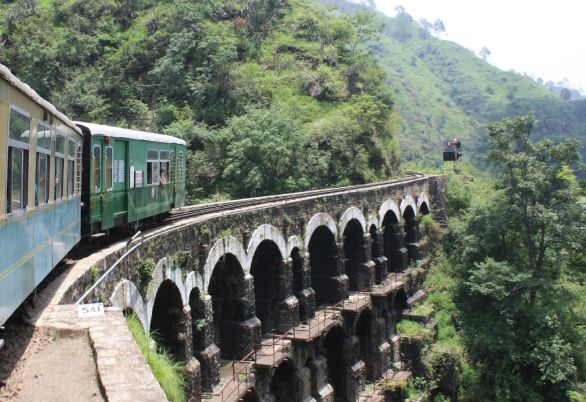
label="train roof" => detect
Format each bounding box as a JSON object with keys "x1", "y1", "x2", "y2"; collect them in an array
[
  {"x1": 0, "y1": 63, "x2": 82, "y2": 135},
  {"x1": 75, "y1": 122, "x2": 186, "y2": 146}
]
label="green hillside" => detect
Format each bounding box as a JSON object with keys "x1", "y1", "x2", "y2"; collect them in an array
[
  {"x1": 0, "y1": 0, "x2": 400, "y2": 201},
  {"x1": 323, "y1": 1, "x2": 586, "y2": 168}
]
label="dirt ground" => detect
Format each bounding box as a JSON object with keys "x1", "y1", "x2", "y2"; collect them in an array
[{"x1": 0, "y1": 319, "x2": 103, "y2": 402}]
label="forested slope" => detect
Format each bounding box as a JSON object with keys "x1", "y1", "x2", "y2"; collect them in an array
[
  {"x1": 324, "y1": 0, "x2": 586, "y2": 167},
  {"x1": 0, "y1": 0, "x2": 401, "y2": 201}
]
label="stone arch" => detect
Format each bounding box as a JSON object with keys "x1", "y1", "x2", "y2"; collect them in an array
[
  {"x1": 269, "y1": 359, "x2": 300, "y2": 402},
  {"x1": 382, "y1": 208, "x2": 407, "y2": 273},
  {"x1": 324, "y1": 325, "x2": 347, "y2": 401},
  {"x1": 184, "y1": 271, "x2": 204, "y2": 300},
  {"x1": 208, "y1": 253, "x2": 257, "y2": 359},
  {"x1": 188, "y1": 287, "x2": 207, "y2": 354},
  {"x1": 308, "y1": 224, "x2": 343, "y2": 306},
  {"x1": 287, "y1": 235, "x2": 304, "y2": 257},
  {"x1": 304, "y1": 213, "x2": 338, "y2": 248},
  {"x1": 339, "y1": 206, "x2": 367, "y2": 236},
  {"x1": 250, "y1": 239, "x2": 291, "y2": 333},
  {"x1": 203, "y1": 237, "x2": 248, "y2": 292},
  {"x1": 110, "y1": 279, "x2": 147, "y2": 330},
  {"x1": 366, "y1": 215, "x2": 379, "y2": 231},
  {"x1": 343, "y1": 218, "x2": 368, "y2": 291},
  {"x1": 150, "y1": 279, "x2": 187, "y2": 362},
  {"x1": 146, "y1": 257, "x2": 187, "y2": 308},
  {"x1": 247, "y1": 224, "x2": 287, "y2": 266},
  {"x1": 400, "y1": 195, "x2": 418, "y2": 218},
  {"x1": 379, "y1": 199, "x2": 401, "y2": 226},
  {"x1": 417, "y1": 192, "x2": 431, "y2": 215}
]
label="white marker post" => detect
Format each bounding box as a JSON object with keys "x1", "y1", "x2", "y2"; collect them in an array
[{"x1": 77, "y1": 303, "x2": 105, "y2": 318}]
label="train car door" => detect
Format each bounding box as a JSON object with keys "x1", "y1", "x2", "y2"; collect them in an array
[
  {"x1": 90, "y1": 139, "x2": 103, "y2": 229},
  {"x1": 100, "y1": 138, "x2": 128, "y2": 230}
]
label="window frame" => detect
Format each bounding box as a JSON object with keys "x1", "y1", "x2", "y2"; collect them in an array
[
  {"x1": 93, "y1": 144, "x2": 102, "y2": 193},
  {"x1": 6, "y1": 105, "x2": 31, "y2": 216},
  {"x1": 146, "y1": 149, "x2": 159, "y2": 186},
  {"x1": 67, "y1": 139, "x2": 76, "y2": 197},
  {"x1": 105, "y1": 145, "x2": 113, "y2": 192},
  {"x1": 53, "y1": 130, "x2": 65, "y2": 202}
]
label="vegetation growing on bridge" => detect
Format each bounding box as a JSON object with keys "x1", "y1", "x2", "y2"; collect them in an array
[{"x1": 126, "y1": 313, "x2": 186, "y2": 402}]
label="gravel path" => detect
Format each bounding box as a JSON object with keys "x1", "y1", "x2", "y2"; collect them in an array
[{"x1": 0, "y1": 318, "x2": 103, "y2": 402}]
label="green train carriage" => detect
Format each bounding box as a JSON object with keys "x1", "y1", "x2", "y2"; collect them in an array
[{"x1": 76, "y1": 123, "x2": 186, "y2": 235}]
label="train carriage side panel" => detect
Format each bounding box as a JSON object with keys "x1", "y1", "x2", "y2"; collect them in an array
[{"x1": 0, "y1": 65, "x2": 82, "y2": 326}]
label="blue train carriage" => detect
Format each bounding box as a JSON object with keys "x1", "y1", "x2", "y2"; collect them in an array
[
  {"x1": 75, "y1": 123, "x2": 186, "y2": 235},
  {"x1": 0, "y1": 64, "x2": 83, "y2": 327}
]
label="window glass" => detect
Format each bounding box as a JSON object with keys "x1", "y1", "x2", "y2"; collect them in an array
[
  {"x1": 54, "y1": 157, "x2": 64, "y2": 201},
  {"x1": 9, "y1": 108, "x2": 30, "y2": 144},
  {"x1": 147, "y1": 150, "x2": 159, "y2": 185},
  {"x1": 36, "y1": 153, "x2": 49, "y2": 205},
  {"x1": 106, "y1": 146, "x2": 113, "y2": 191},
  {"x1": 159, "y1": 150, "x2": 170, "y2": 184},
  {"x1": 7, "y1": 107, "x2": 30, "y2": 213},
  {"x1": 68, "y1": 140, "x2": 75, "y2": 158},
  {"x1": 36, "y1": 121, "x2": 51, "y2": 151},
  {"x1": 93, "y1": 145, "x2": 101, "y2": 193},
  {"x1": 68, "y1": 160, "x2": 74, "y2": 197},
  {"x1": 55, "y1": 131, "x2": 65, "y2": 155}
]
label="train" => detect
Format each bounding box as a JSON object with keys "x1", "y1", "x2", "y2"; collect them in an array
[{"x1": 0, "y1": 63, "x2": 186, "y2": 329}]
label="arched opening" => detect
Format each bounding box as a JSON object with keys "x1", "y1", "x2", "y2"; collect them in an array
[
  {"x1": 325, "y1": 326, "x2": 347, "y2": 401},
  {"x1": 189, "y1": 288, "x2": 207, "y2": 353},
  {"x1": 343, "y1": 219, "x2": 366, "y2": 292},
  {"x1": 270, "y1": 360, "x2": 299, "y2": 402},
  {"x1": 150, "y1": 279, "x2": 186, "y2": 362},
  {"x1": 208, "y1": 254, "x2": 248, "y2": 359},
  {"x1": 250, "y1": 240, "x2": 284, "y2": 334},
  {"x1": 392, "y1": 288, "x2": 408, "y2": 325},
  {"x1": 369, "y1": 224, "x2": 385, "y2": 285},
  {"x1": 242, "y1": 388, "x2": 259, "y2": 402},
  {"x1": 356, "y1": 310, "x2": 374, "y2": 381},
  {"x1": 419, "y1": 202, "x2": 430, "y2": 216},
  {"x1": 403, "y1": 206, "x2": 418, "y2": 263},
  {"x1": 309, "y1": 226, "x2": 340, "y2": 306},
  {"x1": 382, "y1": 210, "x2": 406, "y2": 272}
]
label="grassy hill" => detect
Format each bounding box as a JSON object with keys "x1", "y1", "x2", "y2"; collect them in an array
[
  {"x1": 323, "y1": 0, "x2": 586, "y2": 168},
  {"x1": 0, "y1": 0, "x2": 401, "y2": 200}
]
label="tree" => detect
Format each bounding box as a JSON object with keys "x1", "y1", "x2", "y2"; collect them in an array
[
  {"x1": 479, "y1": 46, "x2": 491, "y2": 61},
  {"x1": 456, "y1": 114, "x2": 583, "y2": 400}
]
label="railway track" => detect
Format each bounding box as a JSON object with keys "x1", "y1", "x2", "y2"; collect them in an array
[{"x1": 167, "y1": 173, "x2": 425, "y2": 223}]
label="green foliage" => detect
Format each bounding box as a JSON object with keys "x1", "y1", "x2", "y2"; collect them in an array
[
  {"x1": 0, "y1": 0, "x2": 401, "y2": 201},
  {"x1": 138, "y1": 258, "x2": 156, "y2": 286},
  {"x1": 397, "y1": 319, "x2": 430, "y2": 339},
  {"x1": 126, "y1": 313, "x2": 186, "y2": 402}
]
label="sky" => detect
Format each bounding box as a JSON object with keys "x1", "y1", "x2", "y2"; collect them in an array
[{"x1": 373, "y1": 0, "x2": 586, "y2": 92}]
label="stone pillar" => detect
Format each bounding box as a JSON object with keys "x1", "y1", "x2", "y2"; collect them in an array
[
  {"x1": 387, "y1": 223, "x2": 408, "y2": 272},
  {"x1": 404, "y1": 217, "x2": 421, "y2": 263},
  {"x1": 181, "y1": 306, "x2": 193, "y2": 362},
  {"x1": 296, "y1": 255, "x2": 316, "y2": 321},
  {"x1": 276, "y1": 258, "x2": 299, "y2": 333},
  {"x1": 298, "y1": 365, "x2": 315, "y2": 402},
  {"x1": 373, "y1": 228, "x2": 388, "y2": 284},
  {"x1": 185, "y1": 357, "x2": 202, "y2": 402},
  {"x1": 346, "y1": 336, "x2": 365, "y2": 401},
  {"x1": 192, "y1": 296, "x2": 221, "y2": 390},
  {"x1": 308, "y1": 356, "x2": 334, "y2": 402}
]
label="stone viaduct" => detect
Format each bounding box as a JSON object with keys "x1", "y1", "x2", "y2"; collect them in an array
[{"x1": 66, "y1": 174, "x2": 447, "y2": 401}]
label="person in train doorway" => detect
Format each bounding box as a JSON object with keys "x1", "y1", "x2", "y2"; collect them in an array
[{"x1": 159, "y1": 168, "x2": 167, "y2": 188}]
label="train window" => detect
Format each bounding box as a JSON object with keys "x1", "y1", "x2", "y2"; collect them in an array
[
  {"x1": 178, "y1": 152, "x2": 184, "y2": 182},
  {"x1": 170, "y1": 153, "x2": 175, "y2": 182},
  {"x1": 159, "y1": 150, "x2": 170, "y2": 184},
  {"x1": 147, "y1": 150, "x2": 159, "y2": 185},
  {"x1": 67, "y1": 140, "x2": 76, "y2": 197},
  {"x1": 7, "y1": 106, "x2": 31, "y2": 214},
  {"x1": 105, "y1": 146, "x2": 113, "y2": 191},
  {"x1": 93, "y1": 145, "x2": 101, "y2": 193},
  {"x1": 54, "y1": 131, "x2": 65, "y2": 201},
  {"x1": 36, "y1": 121, "x2": 51, "y2": 151},
  {"x1": 35, "y1": 121, "x2": 51, "y2": 206}
]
